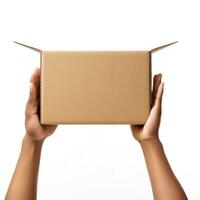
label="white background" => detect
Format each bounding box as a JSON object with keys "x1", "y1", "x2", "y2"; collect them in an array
[{"x1": 0, "y1": 0, "x2": 199, "y2": 199}]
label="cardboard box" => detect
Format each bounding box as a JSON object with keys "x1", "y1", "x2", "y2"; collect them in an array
[{"x1": 15, "y1": 41, "x2": 177, "y2": 125}]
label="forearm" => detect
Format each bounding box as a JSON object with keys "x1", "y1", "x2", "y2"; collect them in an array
[
  {"x1": 5, "y1": 134, "x2": 44, "y2": 200},
  {"x1": 140, "y1": 138, "x2": 187, "y2": 200}
]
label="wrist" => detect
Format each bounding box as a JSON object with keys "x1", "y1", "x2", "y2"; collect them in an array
[
  {"x1": 139, "y1": 137, "x2": 162, "y2": 147},
  {"x1": 22, "y1": 134, "x2": 44, "y2": 149},
  {"x1": 20, "y1": 134, "x2": 43, "y2": 165}
]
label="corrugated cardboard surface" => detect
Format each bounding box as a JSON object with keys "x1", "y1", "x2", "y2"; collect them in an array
[{"x1": 40, "y1": 51, "x2": 151, "y2": 124}]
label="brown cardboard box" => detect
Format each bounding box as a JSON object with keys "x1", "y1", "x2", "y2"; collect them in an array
[{"x1": 15, "y1": 41, "x2": 177, "y2": 125}]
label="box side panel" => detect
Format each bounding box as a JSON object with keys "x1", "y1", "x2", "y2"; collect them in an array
[
  {"x1": 41, "y1": 52, "x2": 116, "y2": 124},
  {"x1": 41, "y1": 51, "x2": 150, "y2": 124},
  {"x1": 149, "y1": 52, "x2": 152, "y2": 115},
  {"x1": 40, "y1": 53, "x2": 43, "y2": 124},
  {"x1": 114, "y1": 52, "x2": 150, "y2": 124}
]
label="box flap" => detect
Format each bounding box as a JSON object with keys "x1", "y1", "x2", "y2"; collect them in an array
[
  {"x1": 13, "y1": 41, "x2": 42, "y2": 53},
  {"x1": 14, "y1": 41, "x2": 178, "y2": 54},
  {"x1": 150, "y1": 41, "x2": 178, "y2": 53}
]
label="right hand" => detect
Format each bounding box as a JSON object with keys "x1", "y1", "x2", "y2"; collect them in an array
[{"x1": 130, "y1": 74, "x2": 164, "y2": 142}]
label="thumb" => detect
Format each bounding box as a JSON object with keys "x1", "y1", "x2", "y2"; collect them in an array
[
  {"x1": 25, "y1": 81, "x2": 38, "y2": 117},
  {"x1": 29, "y1": 81, "x2": 37, "y2": 101},
  {"x1": 154, "y1": 82, "x2": 164, "y2": 108}
]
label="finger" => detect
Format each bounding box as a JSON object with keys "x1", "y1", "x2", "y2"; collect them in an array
[
  {"x1": 31, "y1": 68, "x2": 41, "y2": 97},
  {"x1": 32, "y1": 67, "x2": 40, "y2": 87},
  {"x1": 29, "y1": 80, "x2": 37, "y2": 102},
  {"x1": 28, "y1": 71, "x2": 39, "y2": 105},
  {"x1": 154, "y1": 74, "x2": 162, "y2": 97},
  {"x1": 152, "y1": 74, "x2": 160, "y2": 107},
  {"x1": 35, "y1": 68, "x2": 41, "y2": 98},
  {"x1": 152, "y1": 74, "x2": 158, "y2": 99},
  {"x1": 153, "y1": 74, "x2": 162, "y2": 102},
  {"x1": 25, "y1": 82, "x2": 38, "y2": 117},
  {"x1": 154, "y1": 82, "x2": 164, "y2": 108},
  {"x1": 36, "y1": 67, "x2": 40, "y2": 76}
]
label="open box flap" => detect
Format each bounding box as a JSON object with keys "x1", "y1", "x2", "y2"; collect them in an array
[
  {"x1": 13, "y1": 41, "x2": 42, "y2": 53},
  {"x1": 14, "y1": 41, "x2": 178, "y2": 53},
  {"x1": 150, "y1": 41, "x2": 178, "y2": 53}
]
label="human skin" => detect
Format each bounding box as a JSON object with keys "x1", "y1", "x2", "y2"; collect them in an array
[
  {"x1": 5, "y1": 68, "x2": 57, "y2": 200},
  {"x1": 5, "y1": 69, "x2": 188, "y2": 200},
  {"x1": 130, "y1": 74, "x2": 188, "y2": 200}
]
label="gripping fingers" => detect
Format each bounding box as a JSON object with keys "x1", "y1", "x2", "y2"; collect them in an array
[
  {"x1": 25, "y1": 74, "x2": 39, "y2": 117},
  {"x1": 154, "y1": 82, "x2": 164, "y2": 108}
]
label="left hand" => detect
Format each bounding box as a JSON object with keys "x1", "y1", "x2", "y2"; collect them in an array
[{"x1": 25, "y1": 68, "x2": 57, "y2": 141}]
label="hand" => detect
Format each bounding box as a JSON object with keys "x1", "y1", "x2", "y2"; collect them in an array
[
  {"x1": 130, "y1": 74, "x2": 164, "y2": 142},
  {"x1": 25, "y1": 68, "x2": 57, "y2": 141}
]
